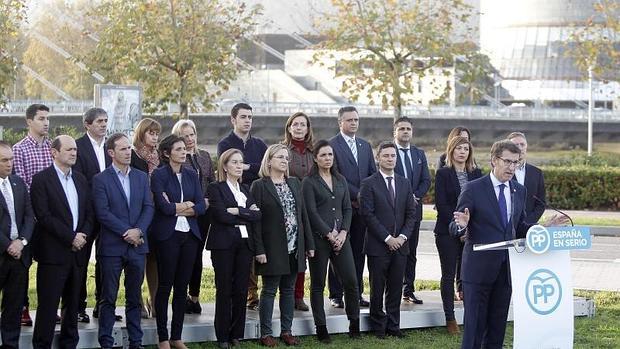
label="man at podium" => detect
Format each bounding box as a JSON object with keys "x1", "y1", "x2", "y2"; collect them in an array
[{"x1": 450, "y1": 140, "x2": 566, "y2": 349}]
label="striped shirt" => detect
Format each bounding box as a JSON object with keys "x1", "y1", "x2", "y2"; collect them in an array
[{"x1": 12, "y1": 134, "x2": 52, "y2": 190}]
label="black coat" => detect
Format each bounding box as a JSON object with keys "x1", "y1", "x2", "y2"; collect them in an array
[
  {"x1": 74, "y1": 134, "x2": 111, "y2": 186},
  {"x1": 301, "y1": 173, "x2": 352, "y2": 238},
  {"x1": 205, "y1": 181, "x2": 261, "y2": 250},
  {"x1": 250, "y1": 177, "x2": 315, "y2": 276},
  {"x1": 30, "y1": 166, "x2": 94, "y2": 266},
  {"x1": 0, "y1": 174, "x2": 34, "y2": 268},
  {"x1": 359, "y1": 172, "x2": 416, "y2": 257},
  {"x1": 434, "y1": 166, "x2": 482, "y2": 236}
]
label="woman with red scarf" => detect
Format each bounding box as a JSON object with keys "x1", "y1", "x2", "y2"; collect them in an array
[{"x1": 281, "y1": 112, "x2": 315, "y2": 311}]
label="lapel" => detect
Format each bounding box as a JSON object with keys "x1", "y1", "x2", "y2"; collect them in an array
[
  {"x1": 8, "y1": 176, "x2": 24, "y2": 223},
  {"x1": 395, "y1": 150, "x2": 404, "y2": 178},
  {"x1": 0, "y1": 181, "x2": 8, "y2": 212},
  {"x1": 375, "y1": 173, "x2": 393, "y2": 208},
  {"x1": 81, "y1": 135, "x2": 99, "y2": 170},
  {"x1": 524, "y1": 164, "x2": 534, "y2": 192},
  {"x1": 483, "y1": 175, "x2": 503, "y2": 227},
  {"x1": 219, "y1": 181, "x2": 238, "y2": 206},
  {"x1": 167, "y1": 166, "x2": 183, "y2": 202},
  {"x1": 128, "y1": 170, "x2": 142, "y2": 216},
  {"x1": 263, "y1": 178, "x2": 283, "y2": 209},
  {"x1": 449, "y1": 168, "x2": 461, "y2": 194},
  {"x1": 286, "y1": 178, "x2": 302, "y2": 210},
  {"x1": 108, "y1": 166, "x2": 130, "y2": 209},
  {"x1": 316, "y1": 174, "x2": 334, "y2": 194},
  {"x1": 47, "y1": 167, "x2": 73, "y2": 216},
  {"x1": 335, "y1": 134, "x2": 357, "y2": 167}
]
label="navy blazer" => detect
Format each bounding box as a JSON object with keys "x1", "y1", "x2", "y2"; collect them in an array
[
  {"x1": 150, "y1": 165, "x2": 206, "y2": 242},
  {"x1": 394, "y1": 145, "x2": 431, "y2": 221},
  {"x1": 74, "y1": 134, "x2": 112, "y2": 186},
  {"x1": 329, "y1": 133, "x2": 376, "y2": 202},
  {"x1": 30, "y1": 165, "x2": 94, "y2": 266},
  {"x1": 0, "y1": 174, "x2": 34, "y2": 268},
  {"x1": 434, "y1": 166, "x2": 482, "y2": 236},
  {"x1": 450, "y1": 175, "x2": 530, "y2": 285},
  {"x1": 360, "y1": 172, "x2": 416, "y2": 257},
  {"x1": 92, "y1": 165, "x2": 155, "y2": 256},
  {"x1": 205, "y1": 181, "x2": 261, "y2": 250}
]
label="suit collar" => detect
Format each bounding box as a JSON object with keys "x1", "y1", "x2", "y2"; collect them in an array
[{"x1": 334, "y1": 133, "x2": 358, "y2": 166}]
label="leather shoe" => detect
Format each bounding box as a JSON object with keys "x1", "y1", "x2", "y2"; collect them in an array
[
  {"x1": 386, "y1": 329, "x2": 405, "y2": 338},
  {"x1": 21, "y1": 307, "x2": 33, "y2": 326},
  {"x1": 329, "y1": 298, "x2": 344, "y2": 308},
  {"x1": 280, "y1": 333, "x2": 300, "y2": 346},
  {"x1": 294, "y1": 299, "x2": 309, "y2": 311},
  {"x1": 403, "y1": 293, "x2": 423, "y2": 304},
  {"x1": 230, "y1": 339, "x2": 241, "y2": 347},
  {"x1": 446, "y1": 319, "x2": 460, "y2": 335},
  {"x1": 316, "y1": 325, "x2": 331, "y2": 343},
  {"x1": 358, "y1": 298, "x2": 370, "y2": 307},
  {"x1": 78, "y1": 311, "x2": 90, "y2": 323},
  {"x1": 259, "y1": 335, "x2": 278, "y2": 347}
]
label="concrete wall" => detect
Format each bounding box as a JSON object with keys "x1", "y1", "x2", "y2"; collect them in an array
[{"x1": 2, "y1": 113, "x2": 619, "y2": 149}]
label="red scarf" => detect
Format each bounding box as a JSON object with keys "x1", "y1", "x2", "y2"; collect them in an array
[{"x1": 291, "y1": 139, "x2": 307, "y2": 154}]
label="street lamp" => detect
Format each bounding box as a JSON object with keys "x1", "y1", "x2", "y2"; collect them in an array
[{"x1": 587, "y1": 65, "x2": 594, "y2": 157}]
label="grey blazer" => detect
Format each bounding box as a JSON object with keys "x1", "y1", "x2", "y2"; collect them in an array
[{"x1": 301, "y1": 173, "x2": 352, "y2": 238}]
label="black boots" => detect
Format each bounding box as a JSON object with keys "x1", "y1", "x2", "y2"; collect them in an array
[
  {"x1": 349, "y1": 319, "x2": 360, "y2": 338},
  {"x1": 316, "y1": 325, "x2": 331, "y2": 343}
]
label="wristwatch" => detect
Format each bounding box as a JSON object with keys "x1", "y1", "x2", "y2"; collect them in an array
[{"x1": 18, "y1": 237, "x2": 28, "y2": 246}]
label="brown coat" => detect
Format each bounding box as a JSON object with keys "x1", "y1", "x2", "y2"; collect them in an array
[{"x1": 287, "y1": 144, "x2": 314, "y2": 179}]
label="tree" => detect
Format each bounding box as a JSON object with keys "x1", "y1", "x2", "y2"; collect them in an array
[
  {"x1": 313, "y1": 0, "x2": 485, "y2": 118},
  {"x1": 0, "y1": 0, "x2": 26, "y2": 101},
  {"x1": 87, "y1": 0, "x2": 260, "y2": 118},
  {"x1": 568, "y1": 0, "x2": 620, "y2": 80}
]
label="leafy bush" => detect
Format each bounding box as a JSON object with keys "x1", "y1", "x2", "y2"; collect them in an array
[
  {"x1": 422, "y1": 166, "x2": 620, "y2": 210},
  {"x1": 2, "y1": 126, "x2": 82, "y2": 146}
]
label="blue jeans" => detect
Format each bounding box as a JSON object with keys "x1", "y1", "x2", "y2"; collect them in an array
[{"x1": 98, "y1": 250, "x2": 146, "y2": 348}]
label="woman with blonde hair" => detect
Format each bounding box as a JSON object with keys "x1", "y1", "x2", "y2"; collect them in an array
[
  {"x1": 250, "y1": 144, "x2": 315, "y2": 347},
  {"x1": 434, "y1": 136, "x2": 482, "y2": 334},
  {"x1": 206, "y1": 149, "x2": 261, "y2": 348}
]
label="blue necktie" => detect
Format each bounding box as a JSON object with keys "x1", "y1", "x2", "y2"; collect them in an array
[
  {"x1": 498, "y1": 184, "x2": 508, "y2": 228},
  {"x1": 400, "y1": 148, "x2": 414, "y2": 185}
]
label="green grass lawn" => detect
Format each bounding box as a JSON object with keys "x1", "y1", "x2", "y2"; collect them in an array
[{"x1": 26, "y1": 265, "x2": 619, "y2": 348}]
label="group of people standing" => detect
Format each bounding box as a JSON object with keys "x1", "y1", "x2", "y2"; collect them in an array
[{"x1": 0, "y1": 101, "x2": 552, "y2": 349}]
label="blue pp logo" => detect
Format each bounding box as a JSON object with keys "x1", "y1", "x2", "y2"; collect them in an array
[
  {"x1": 526, "y1": 225, "x2": 550, "y2": 254},
  {"x1": 525, "y1": 269, "x2": 562, "y2": 315}
]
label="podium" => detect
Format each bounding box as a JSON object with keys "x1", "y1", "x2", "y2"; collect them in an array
[{"x1": 473, "y1": 225, "x2": 592, "y2": 349}]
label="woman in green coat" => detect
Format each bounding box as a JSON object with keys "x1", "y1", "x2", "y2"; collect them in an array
[
  {"x1": 301, "y1": 140, "x2": 360, "y2": 343},
  {"x1": 250, "y1": 144, "x2": 315, "y2": 347}
]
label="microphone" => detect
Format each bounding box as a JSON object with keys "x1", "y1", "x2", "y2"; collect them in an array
[{"x1": 533, "y1": 195, "x2": 574, "y2": 227}]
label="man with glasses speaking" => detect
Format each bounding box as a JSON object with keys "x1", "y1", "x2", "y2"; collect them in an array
[{"x1": 450, "y1": 140, "x2": 565, "y2": 349}]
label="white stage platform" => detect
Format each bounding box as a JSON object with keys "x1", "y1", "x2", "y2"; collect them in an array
[{"x1": 17, "y1": 290, "x2": 595, "y2": 348}]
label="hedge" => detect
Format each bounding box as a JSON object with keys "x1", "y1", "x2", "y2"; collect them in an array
[{"x1": 421, "y1": 166, "x2": 620, "y2": 211}]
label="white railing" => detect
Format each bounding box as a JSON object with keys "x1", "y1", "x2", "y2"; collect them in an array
[{"x1": 2, "y1": 100, "x2": 620, "y2": 122}]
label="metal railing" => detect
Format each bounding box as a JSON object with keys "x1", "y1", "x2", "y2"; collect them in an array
[{"x1": 2, "y1": 100, "x2": 620, "y2": 122}]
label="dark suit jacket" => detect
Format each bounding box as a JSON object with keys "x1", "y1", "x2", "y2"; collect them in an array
[
  {"x1": 150, "y1": 164, "x2": 206, "y2": 241},
  {"x1": 394, "y1": 145, "x2": 431, "y2": 221},
  {"x1": 205, "y1": 181, "x2": 261, "y2": 250},
  {"x1": 0, "y1": 175, "x2": 34, "y2": 268},
  {"x1": 450, "y1": 175, "x2": 530, "y2": 285},
  {"x1": 250, "y1": 177, "x2": 315, "y2": 276},
  {"x1": 521, "y1": 163, "x2": 546, "y2": 223},
  {"x1": 30, "y1": 166, "x2": 94, "y2": 266},
  {"x1": 359, "y1": 172, "x2": 416, "y2": 257},
  {"x1": 329, "y1": 133, "x2": 376, "y2": 202},
  {"x1": 301, "y1": 173, "x2": 352, "y2": 238},
  {"x1": 434, "y1": 166, "x2": 482, "y2": 236},
  {"x1": 74, "y1": 134, "x2": 112, "y2": 186},
  {"x1": 92, "y1": 166, "x2": 155, "y2": 256}
]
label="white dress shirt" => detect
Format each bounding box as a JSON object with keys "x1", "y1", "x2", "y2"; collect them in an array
[
  {"x1": 490, "y1": 172, "x2": 512, "y2": 223},
  {"x1": 87, "y1": 132, "x2": 107, "y2": 173},
  {"x1": 514, "y1": 162, "x2": 526, "y2": 186},
  {"x1": 0, "y1": 176, "x2": 19, "y2": 239},
  {"x1": 174, "y1": 173, "x2": 191, "y2": 232},
  {"x1": 227, "y1": 180, "x2": 248, "y2": 238},
  {"x1": 378, "y1": 170, "x2": 407, "y2": 242},
  {"x1": 54, "y1": 164, "x2": 80, "y2": 232}
]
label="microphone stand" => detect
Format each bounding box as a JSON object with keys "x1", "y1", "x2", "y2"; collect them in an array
[{"x1": 533, "y1": 195, "x2": 574, "y2": 227}]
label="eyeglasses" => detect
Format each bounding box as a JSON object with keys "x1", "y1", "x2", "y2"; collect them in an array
[
  {"x1": 497, "y1": 157, "x2": 521, "y2": 168},
  {"x1": 273, "y1": 155, "x2": 289, "y2": 161}
]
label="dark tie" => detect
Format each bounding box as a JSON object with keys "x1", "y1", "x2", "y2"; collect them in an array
[
  {"x1": 498, "y1": 184, "x2": 508, "y2": 228},
  {"x1": 387, "y1": 176, "x2": 395, "y2": 207},
  {"x1": 400, "y1": 148, "x2": 414, "y2": 184}
]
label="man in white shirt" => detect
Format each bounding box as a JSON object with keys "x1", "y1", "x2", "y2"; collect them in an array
[{"x1": 0, "y1": 141, "x2": 35, "y2": 347}]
